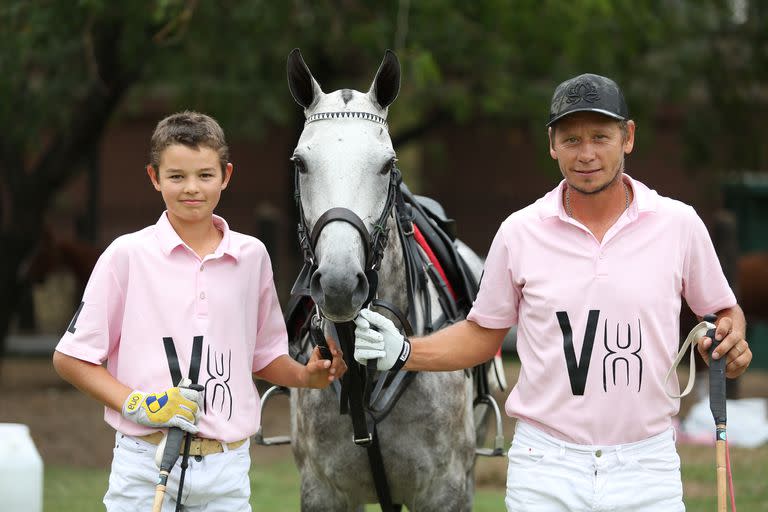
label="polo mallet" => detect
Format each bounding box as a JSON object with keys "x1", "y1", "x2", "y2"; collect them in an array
[
  {"x1": 151, "y1": 427, "x2": 185, "y2": 512},
  {"x1": 151, "y1": 382, "x2": 204, "y2": 512},
  {"x1": 174, "y1": 383, "x2": 205, "y2": 512},
  {"x1": 704, "y1": 314, "x2": 732, "y2": 512}
]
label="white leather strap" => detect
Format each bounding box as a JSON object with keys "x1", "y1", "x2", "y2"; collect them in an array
[{"x1": 664, "y1": 321, "x2": 716, "y2": 399}]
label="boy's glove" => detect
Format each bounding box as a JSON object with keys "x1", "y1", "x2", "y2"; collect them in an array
[
  {"x1": 354, "y1": 308, "x2": 411, "y2": 372},
  {"x1": 121, "y1": 384, "x2": 203, "y2": 433}
]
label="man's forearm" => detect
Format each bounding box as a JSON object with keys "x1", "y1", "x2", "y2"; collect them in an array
[{"x1": 405, "y1": 320, "x2": 508, "y2": 372}]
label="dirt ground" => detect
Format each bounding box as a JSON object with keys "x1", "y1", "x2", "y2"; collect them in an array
[{"x1": 1, "y1": 356, "x2": 767, "y2": 474}]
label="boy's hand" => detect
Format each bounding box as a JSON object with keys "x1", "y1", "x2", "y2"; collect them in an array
[
  {"x1": 304, "y1": 337, "x2": 347, "y2": 388},
  {"x1": 122, "y1": 386, "x2": 203, "y2": 433}
]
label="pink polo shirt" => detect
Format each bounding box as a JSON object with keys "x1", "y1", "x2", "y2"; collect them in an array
[
  {"x1": 56, "y1": 212, "x2": 289, "y2": 442},
  {"x1": 468, "y1": 175, "x2": 736, "y2": 445}
]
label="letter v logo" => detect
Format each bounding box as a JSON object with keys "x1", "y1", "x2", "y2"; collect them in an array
[{"x1": 557, "y1": 310, "x2": 600, "y2": 395}]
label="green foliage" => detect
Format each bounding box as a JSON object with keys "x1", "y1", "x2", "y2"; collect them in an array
[
  {"x1": 1, "y1": 0, "x2": 767, "y2": 348},
  {"x1": 2, "y1": 1, "x2": 766, "y2": 161}
]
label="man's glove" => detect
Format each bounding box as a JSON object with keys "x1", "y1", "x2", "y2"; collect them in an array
[
  {"x1": 121, "y1": 384, "x2": 203, "y2": 433},
  {"x1": 354, "y1": 308, "x2": 411, "y2": 371}
]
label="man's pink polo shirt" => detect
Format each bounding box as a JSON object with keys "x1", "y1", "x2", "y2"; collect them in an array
[
  {"x1": 468, "y1": 175, "x2": 736, "y2": 445},
  {"x1": 56, "y1": 212, "x2": 289, "y2": 442}
]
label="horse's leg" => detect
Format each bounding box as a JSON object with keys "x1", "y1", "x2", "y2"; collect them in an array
[
  {"x1": 409, "y1": 469, "x2": 474, "y2": 512},
  {"x1": 298, "y1": 469, "x2": 356, "y2": 512}
]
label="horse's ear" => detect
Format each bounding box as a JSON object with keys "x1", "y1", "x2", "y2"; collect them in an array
[
  {"x1": 287, "y1": 48, "x2": 323, "y2": 109},
  {"x1": 368, "y1": 49, "x2": 400, "y2": 109}
]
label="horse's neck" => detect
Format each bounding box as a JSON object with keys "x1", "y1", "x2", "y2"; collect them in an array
[{"x1": 375, "y1": 214, "x2": 409, "y2": 313}]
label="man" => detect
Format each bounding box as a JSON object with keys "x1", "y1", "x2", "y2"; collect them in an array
[{"x1": 353, "y1": 73, "x2": 751, "y2": 510}]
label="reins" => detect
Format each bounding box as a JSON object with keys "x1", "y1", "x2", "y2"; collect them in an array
[{"x1": 293, "y1": 158, "x2": 409, "y2": 512}]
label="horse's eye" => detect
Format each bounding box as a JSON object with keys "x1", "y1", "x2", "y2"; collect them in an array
[
  {"x1": 291, "y1": 156, "x2": 307, "y2": 174},
  {"x1": 380, "y1": 157, "x2": 397, "y2": 175}
]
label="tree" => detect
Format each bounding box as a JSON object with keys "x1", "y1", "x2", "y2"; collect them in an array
[{"x1": 1, "y1": 1, "x2": 765, "y2": 362}]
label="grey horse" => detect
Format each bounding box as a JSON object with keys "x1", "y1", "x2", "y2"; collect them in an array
[{"x1": 285, "y1": 48, "x2": 497, "y2": 512}]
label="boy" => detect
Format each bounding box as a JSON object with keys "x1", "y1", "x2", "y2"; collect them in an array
[{"x1": 53, "y1": 111, "x2": 345, "y2": 511}]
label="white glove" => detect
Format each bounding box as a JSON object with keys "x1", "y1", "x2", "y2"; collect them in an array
[
  {"x1": 121, "y1": 380, "x2": 204, "y2": 434},
  {"x1": 354, "y1": 308, "x2": 411, "y2": 371}
]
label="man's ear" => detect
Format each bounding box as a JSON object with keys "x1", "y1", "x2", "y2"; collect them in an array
[
  {"x1": 548, "y1": 127, "x2": 558, "y2": 160},
  {"x1": 221, "y1": 163, "x2": 234, "y2": 189},
  {"x1": 623, "y1": 120, "x2": 636, "y2": 155},
  {"x1": 147, "y1": 165, "x2": 161, "y2": 191}
]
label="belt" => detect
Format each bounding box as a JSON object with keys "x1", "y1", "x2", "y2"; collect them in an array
[{"x1": 137, "y1": 431, "x2": 247, "y2": 457}]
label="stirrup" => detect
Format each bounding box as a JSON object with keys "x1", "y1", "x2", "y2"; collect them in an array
[
  {"x1": 474, "y1": 394, "x2": 505, "y2": 457},
  {"x1": 253, "y1": 385, "x2": 292, "y2": 446}
]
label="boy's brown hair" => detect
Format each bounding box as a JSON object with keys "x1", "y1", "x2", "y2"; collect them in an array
[{"x1": 149, "y1": 111, "x2": 229, "y2": 174}]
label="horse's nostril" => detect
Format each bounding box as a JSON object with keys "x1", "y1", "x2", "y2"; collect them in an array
[
  {"x1": 309, "y1": 270, "x2": 325, "y2": 306},
  {"x1": 352, "y1": 271, "x2": 369, "y2": 306}
]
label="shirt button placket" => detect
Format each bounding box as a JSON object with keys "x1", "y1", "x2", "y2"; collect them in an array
[{"x1": 197, "y1": 261, "x2": 209, "y2": 317}]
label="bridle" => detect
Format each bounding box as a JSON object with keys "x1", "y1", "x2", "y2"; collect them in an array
[
  {"x1": 290, "y1": 111, "x2": 411, "y2": 512},
  {"x1": 292, "y1": 111, "x2": 401, "y2": 304}
]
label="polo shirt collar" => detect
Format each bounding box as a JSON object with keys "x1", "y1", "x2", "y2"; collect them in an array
[
  {"x1": 538, "y1": 173, "x2": 658, "y2": 221},
  {"x1": 155, "y1": 212, "x2": 241, "y2": 260}
]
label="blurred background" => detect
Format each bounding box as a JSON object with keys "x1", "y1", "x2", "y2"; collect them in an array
[{"x1": 1, "y1": 1, "x2": 767, "y2": 510}]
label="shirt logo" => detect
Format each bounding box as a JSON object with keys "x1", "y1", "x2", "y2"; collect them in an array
[{"x1": 557, "y1": 310, "x2": 644, "y2": 395}]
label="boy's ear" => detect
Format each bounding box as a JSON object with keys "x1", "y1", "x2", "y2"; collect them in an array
[
  {"x1": 147, "y1": 165, "x2": 161, "y2": 191},
  {"x1": 221, "y1": 163, "x2": 233, "y2": 189}
]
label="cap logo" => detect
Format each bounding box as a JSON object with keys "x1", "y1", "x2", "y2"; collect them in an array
[{"x1": 566, "y1": 81, "x2": 599, "y2": 105}]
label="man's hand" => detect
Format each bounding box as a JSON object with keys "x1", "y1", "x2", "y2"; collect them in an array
[
  {"x1": 354, "y1": 308, "x2": 411, "y2": 371},
  {"x1": 304, "y1": 337, "x2": 347, "y2": 388},
  {"x1": 121, "y1": 386, "x2": 203, "y2": 433},
  {"x1": 696, "y1": 314, "x2": 752, "y2": 379}
]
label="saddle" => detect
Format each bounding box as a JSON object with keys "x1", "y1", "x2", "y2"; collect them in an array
[{"x1": 402, "y1": 183, "x2": 479, "y2": 314}]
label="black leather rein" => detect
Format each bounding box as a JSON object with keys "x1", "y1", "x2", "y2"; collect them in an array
[{"x1": 292, "y1": 160, "x2": 406, "y2": 512}]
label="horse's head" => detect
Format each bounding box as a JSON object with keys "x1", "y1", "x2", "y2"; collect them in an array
[{"x1": 288, "y1": 49, "x2": 400, "y2": 322}]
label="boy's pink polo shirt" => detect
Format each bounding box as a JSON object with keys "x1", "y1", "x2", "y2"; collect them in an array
[
  {"x1": 56, "y1": 212, "x2": 289, "y2": 442},
  {"x1": 468, "y1": 175, "x2": 736, "y2": 445}
]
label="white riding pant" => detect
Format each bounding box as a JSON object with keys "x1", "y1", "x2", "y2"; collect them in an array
[
  {"x1": 505, "y1": 421, "x2": 684, "y2": 512},
  {"x1": 104, "y1": 432, "x2": 252, "y2": 512}
]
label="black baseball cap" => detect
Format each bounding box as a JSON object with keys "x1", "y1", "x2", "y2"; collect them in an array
[{"x1": 547, "y1": 73, "x2": 629, "y2": 127}]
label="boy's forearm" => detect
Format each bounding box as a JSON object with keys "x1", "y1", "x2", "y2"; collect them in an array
[
  {"x1": 253, "y1": 355, "x2": 308, "y2": 388},
  {"x1": 53, "y1": 350, "x2": 132, "y2": 411}
]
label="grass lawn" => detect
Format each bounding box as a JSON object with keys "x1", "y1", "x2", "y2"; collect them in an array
[{"x1": 42, "y1": 444, "x2": 767, "y2": 511}]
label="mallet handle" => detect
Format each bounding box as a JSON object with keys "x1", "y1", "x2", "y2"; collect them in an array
[
  {"x1": 152, "y1": 469, "x2": 170, "y2": 512},
  {"x1": 715, "y1": 426, "x2": 727, "y2": 512}
]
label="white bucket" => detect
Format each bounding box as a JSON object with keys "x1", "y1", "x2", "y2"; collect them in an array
[{"x1": 0, "y1": 423, "x2": 43, "y2": 512}]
